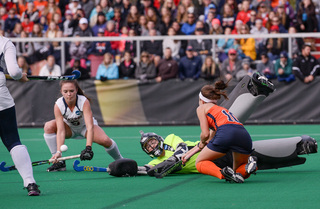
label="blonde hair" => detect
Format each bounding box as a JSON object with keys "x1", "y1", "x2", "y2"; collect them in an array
[{"x1": 201, "y1": 56, "x2": 217, "y2": 76}]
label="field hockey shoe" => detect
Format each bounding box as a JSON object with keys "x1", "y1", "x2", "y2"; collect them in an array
[
  {"x1": 245, "y1": 156, "x2": 258, "y2": 174},
  {"x1": 220, "y1": 166, "x2": 244, "y2": 183},
  {"x1": 25, "y1": 183, "x2": 40, "y2": 196},
  {"x1": 47, "y1": 161, "x2": 66, "y2": 172}
]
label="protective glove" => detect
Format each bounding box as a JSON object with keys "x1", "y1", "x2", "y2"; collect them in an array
[{"x1": 80, "y1": 146, "x2": 94, "y2": 161}]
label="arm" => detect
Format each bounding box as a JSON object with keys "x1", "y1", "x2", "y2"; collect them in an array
[
  {"x1": 107, "y1": 64, "x2": 119, "y2": 79},
  {"x1": 196, "y1": 105, "x2": 210, "y2": 146},
  {"x1": 4, "y1": 40, "x2": 22, "y2": 80},
  {"x1": 83, "y1": 100, "x2": 94, "y2": 147}
]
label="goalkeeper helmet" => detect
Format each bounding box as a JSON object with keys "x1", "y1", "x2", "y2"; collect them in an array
[{"x1": 140, "y1": 130, "x2": 164, "y2": 158}]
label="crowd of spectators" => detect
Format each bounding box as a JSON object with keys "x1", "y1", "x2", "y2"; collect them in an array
[{"x1": 2, "y1": 0, "x2": 320, "y2": 84}]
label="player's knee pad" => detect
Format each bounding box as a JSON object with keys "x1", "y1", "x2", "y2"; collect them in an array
[
  {"x1": 252, "y1": 135, "x2": 317, "y2": 170},
  {"x1": 107, "y1": 158, "x2": 138, "y2": 177}
]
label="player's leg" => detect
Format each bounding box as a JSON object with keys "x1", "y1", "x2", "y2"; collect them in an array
[
  {"x1": 252, "y1": 135, "x2": 317, "y2": 170},
  {"x1": 91, "y1": 125, "x2": 123, "y2": 160},
  {"x1": 44, "y1": 120, "x2": 72, "y2": 172},
  {"x1": 195, "y1": 147, "x2": 226, "y2": 179},
  {"x1": 44, "y1": 119, "x2": 73, "y2": 156},
  {"x1": 220, "y1": 73, "x2": 274, "y2": 123},
  {"x1": 233, "y1": 152, "x2": 252, "y2": 179},
  {"x1": 0, "y1": 106, "x2": 40, "y2": 196}
]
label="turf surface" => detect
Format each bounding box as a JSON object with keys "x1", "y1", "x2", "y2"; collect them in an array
[{"x1": 0, "y1": 125, "x2": 319, "y2": 209}]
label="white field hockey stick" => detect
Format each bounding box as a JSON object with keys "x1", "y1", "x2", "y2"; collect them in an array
[
  {"x1": 5, "y1": 70, "x2": 81, "y2": 80},
  {"x1": 0, "y1": 154, "x2": 80, "y2": 172}
]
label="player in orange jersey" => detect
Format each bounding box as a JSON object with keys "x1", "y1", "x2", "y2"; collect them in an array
[{"x1": 194, "y1": 80, "x2": 253, "y2": 183}]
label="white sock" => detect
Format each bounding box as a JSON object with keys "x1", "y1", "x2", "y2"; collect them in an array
[
  {"x1": 105, "y1": 139, "x2": 123, "y2": 160},
  {"x1": 44, "y1": 133, "x2": 57, "y2": 156},
  {"x1": 10, "y1": 145, "x2": 36, "y2": 187}
]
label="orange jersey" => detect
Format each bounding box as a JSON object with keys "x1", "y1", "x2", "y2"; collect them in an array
[{"x1": 206, "y1": 105, "x2": 243, "y2": 131}]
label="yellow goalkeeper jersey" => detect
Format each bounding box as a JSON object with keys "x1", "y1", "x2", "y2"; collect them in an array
[{"x1": 148, "y1": 134, "x2": 200, "y2": 174}]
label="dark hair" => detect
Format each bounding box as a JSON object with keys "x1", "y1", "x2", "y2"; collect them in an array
[
  {"x1": 201, "y1": 80, "x2": 228, "y2": 101},
  {"x1": 60, "y1": 80, "x2": 91, "y2": 102}
]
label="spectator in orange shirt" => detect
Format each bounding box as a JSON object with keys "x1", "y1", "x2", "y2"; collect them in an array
[{"x1": 33, "y1": 0, "x2": 48, "y2": 17}]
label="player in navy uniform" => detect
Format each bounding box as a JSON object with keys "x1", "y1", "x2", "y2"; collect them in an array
[
  {"x1": 44, "y1": 80, "x2": 123, "y2": 171},
  {"x1": 0, "y1": 36, "x2": 40, "y2": 196}
]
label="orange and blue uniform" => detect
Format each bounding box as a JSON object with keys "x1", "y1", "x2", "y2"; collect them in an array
[{"x1": 206, "y1": 105, "x2": 252, "y2": 155}]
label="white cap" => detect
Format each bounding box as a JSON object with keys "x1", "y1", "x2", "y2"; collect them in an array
[{"x1": 79, "y1": 17, "x2": 88, "y2": 24}]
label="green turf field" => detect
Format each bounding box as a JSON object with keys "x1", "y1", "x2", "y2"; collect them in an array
[{"x1": 0, "y1": 125, "x2": 319, "y2": 209}]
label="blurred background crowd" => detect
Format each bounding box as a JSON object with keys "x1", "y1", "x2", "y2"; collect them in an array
[{"x1": 2, "y1": 0, "x2": 320, "y2": 84}]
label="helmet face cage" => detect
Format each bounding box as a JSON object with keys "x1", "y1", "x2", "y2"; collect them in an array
[{"x1": 140, "y1": 132, "x2": 164, "y2": 158}]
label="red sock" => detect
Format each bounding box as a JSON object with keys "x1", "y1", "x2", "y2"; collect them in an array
[
  {"x1": 196, "y1": 161, "x2": 224, "y2": 179},
  {"x1": 236, "y1": 164, "x2": 250, "y2": 179}
]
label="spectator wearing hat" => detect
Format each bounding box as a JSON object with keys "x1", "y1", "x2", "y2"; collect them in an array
[
  {"x1": 69, "y1": 8, "x2": 86, "y2": 36},
  {"x1": 236, "y1": 0, "x2": 252, "y2": 24},
  {"x1": 21, "y1": 14, "x2": 34, "y2": 34},
  {"x1": 87, "y1": 28, "x2": 112, "y2": 56},
  {"x1": 293, "y1": 44, "x2": 320, "y2": 84},
  {"x1": 201, "y1": 1, "x2": 217, "y2": 21},
  {"x1": 178, "y1": 46, "x2": 202, "y2": 80},
  {"x1": 220, "y1": 48, "x2": 242, "y2": 83},
  {"x1": 250, "y1": 18, "x2": 268, "y2": 59},
  {"x1": 74, "y1": 17, "x2": 93, "y2": 49},
  {"x1": 210, "y1": 18, "x2": 223, "y2": 34},
  {"x1": 274, "y1": 51, "x2": 295, "y2": 83},
  {"x1": 91, "y1": 11, "x2": 107, "y2": 36},
  {"x1": 256, "y1": 52, "x2": 276, "y2": 79},
  {"x1": 181, "y1": 12, "x2": 196, "y2": 35},
  {"x1": 265, "y1": 25, "x2": 287, "y2": 61},
  {"x1": 207, "y1": 3, "x2": 221, "y2": 20},
  {"x1": 236, "y1": 58, "x2": 255, "y2": 81},
  {"x1": 188, "y1": 27, "x2": 212, "y2": 63}
]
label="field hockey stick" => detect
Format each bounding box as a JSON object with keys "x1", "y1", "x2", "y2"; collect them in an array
[
  {"x1": 154, "y1": 160, "x2": 183, "y2": 179},
  {"x1": 5, "y1": 70, "x2": 81, "y2": 80},
  {"x1": 73, "y1": 160, "x2": 108, "y2": 172},
  {"x1": 0, "y1": 154, "x2": 80, "y2": 172}
]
